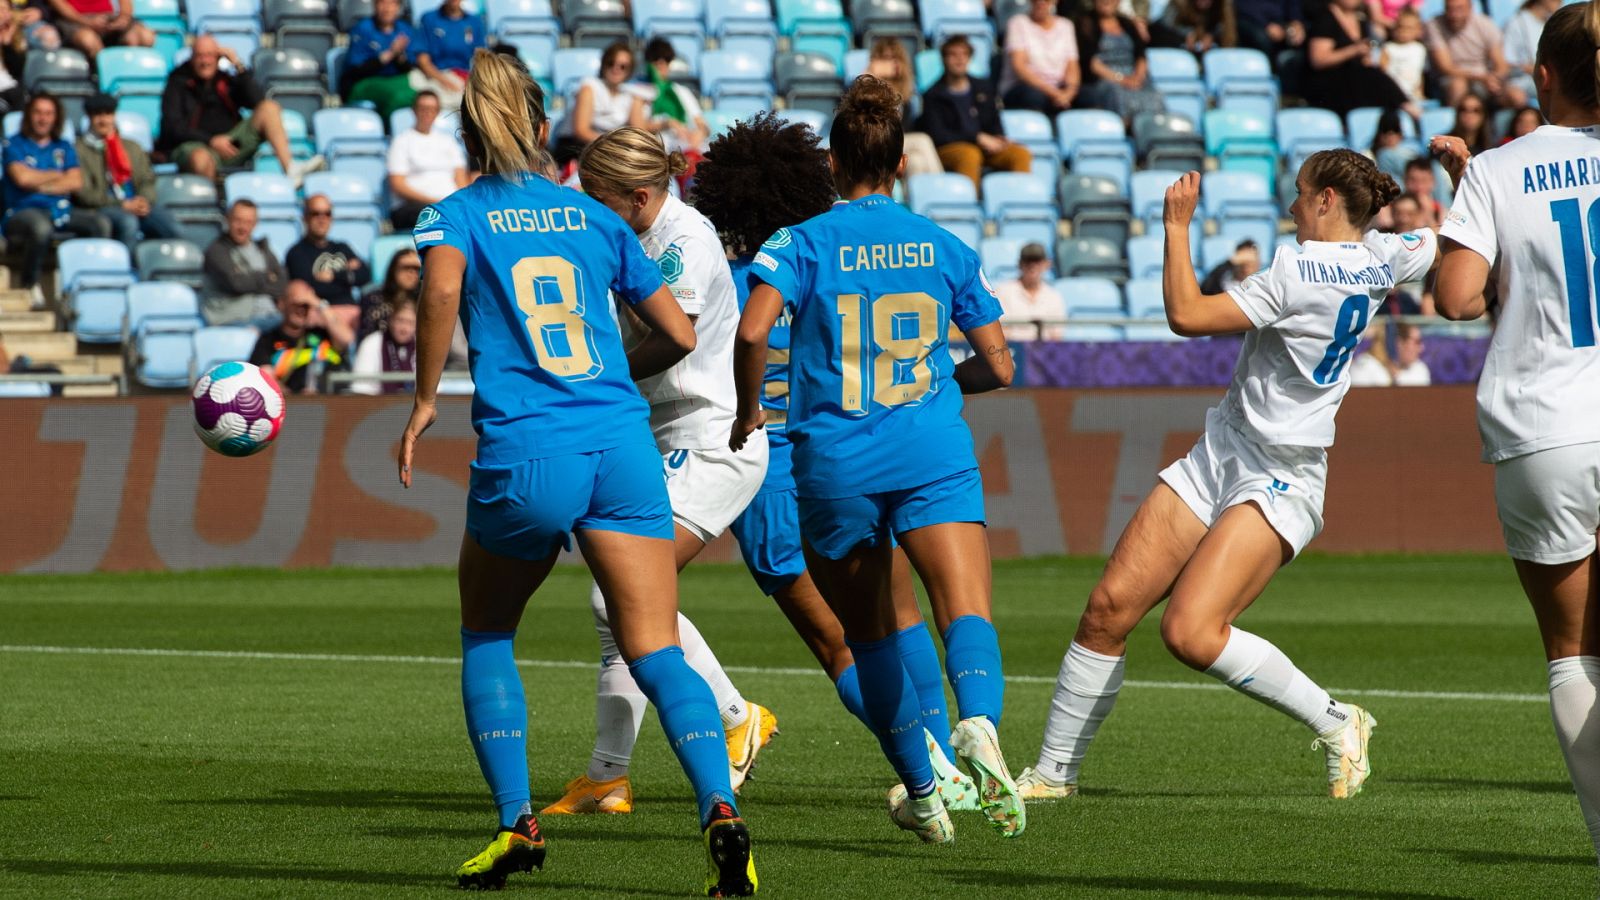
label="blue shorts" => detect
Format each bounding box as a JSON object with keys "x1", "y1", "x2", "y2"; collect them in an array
[
  {"x1": 465, "y1": 440, "x2": 674, "y2": 561},
  {"x1": 799, "y1": 467, "x2": 986, "y2": 560},
  {"x1": 729, "y1": 488, "x2": 807, "y2": 596}
]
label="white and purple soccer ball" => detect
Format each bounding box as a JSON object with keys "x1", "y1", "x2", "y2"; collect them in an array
[{"x1": 192, "y1": 362, "x2": 286, "y2": 457}]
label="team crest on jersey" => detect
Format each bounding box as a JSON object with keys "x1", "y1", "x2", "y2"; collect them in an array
[
  {"x1": 762, "y1": 228, "x2": 793, "y2": 250},
  {"x1": 658, "y1": 245, "x2": 685, "y2": 283},
  {"x1": 1399, "y1": 232, "x2": 1424, "y2": 251},
  {"x1": 414, "y1": 206, "x2": 442, "y2": 232}
]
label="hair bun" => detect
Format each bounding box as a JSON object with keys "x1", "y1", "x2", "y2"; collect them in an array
[
  {"x1": 667, "y1": 150, "x2": 690, "y2": 177},
  {"x1": 838, "y1": 74, "x2": 903, "y2": 122}
]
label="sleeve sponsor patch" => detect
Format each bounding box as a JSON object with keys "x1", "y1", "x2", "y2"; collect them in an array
[
  {"x1": 413, "y1": 230, "x2": 444, "y2": 245},
  {"x1": 753, "y1": 251, "x2": 779, "y2": 271}
]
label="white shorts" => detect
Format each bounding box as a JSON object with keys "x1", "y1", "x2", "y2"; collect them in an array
[
  {"x1": 662, "y1": 436, "x2": 769, "y2": 544},
  {"x1": 1494, "y1": 442, "x2": 1600, "y2": 565},
  {"x1": 1158, "y1": 407, "x2": 1328, "y2": 557}
]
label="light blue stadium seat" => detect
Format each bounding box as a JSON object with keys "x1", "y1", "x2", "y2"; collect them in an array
[
  {"x1": 707, "y1": 0, "x2": 776, "y2": 57},
  {"x1": 908, "y1": 172, "x2": 983, "y2": 247},
  {"x1": 1058, "y1": 276, "x2": 1124, "y2": 317},
  {"x1": 774, "y1": 107, "x2": 828, "y2": 134},
  {"x1": 917, "y1": 0, "x2": 988, "y2": 42},
  {"x1": 58, "y1": 237, "x2": 134, "y2": 294},
  {"x1": 633, "y1": 0, "x2": 705, "y2": 38},
  {"x1": 1001, "y1": 109, "x2": 1058, "y2": 169},
  {"x1": 1146, "y1": 47, "x2": 1204, "y2": 125},
  {"x1": 1129, "y1": 168, "x2": 1187, "y2": 225},
  {"x1": 914, "y1": 47, "x2": 992, "y2": 92},
  {"x1": 1056, "y1": 108, "x2": 1132, "y2": 165},
  {"x1": 980, "y1": 236, "x2": 1028, "y2": 281},
  {"x1": 1200, "y1": 234, "x2": 1238, "y2": 272},
  {"x1": 72, "y1": 287, "x2": 130, "y2": 344},
  {"x1": 330, "y1": 154, "x2": 389, "y2": 188},
  {"x1": 1420, "y1": 105, "x2": 1456, "y2": 140},
  {"x1": 224, "y1": 172, "x2": 299, "y2": 229},
  {"x1": 1058, "y1": 172, "x2": 1131, "y2": 246},
  {"x1": 1125, "y1": 235, "x2": 1163, "y2": 280},
  {"x1": 1218, "y1": 218, "x2": 1278, "y2": 259},
  {"x1": 775, "y1": 0, "x2": 841, "y2": 34},
  {"x1": 552, "y1": 47, "x2": 604, "y2": 96},
  {"x1": 304, "y1": 170, "x2": 382, "y2": 209},
  {"x1": 97, "y1": 46, "x2": 168, "y2": 95},
  {"x1": 328, "y1": 220, "x2": 380, "y2": 260},
  {"x1": 1123, "y1": 277, "x2": 1163, "y2": 318},
  {"x1": 1347, "y1": 106, "x2": 1419, "y2": 154},
  {"x1": 186, "y1": 0, "x2": 262, "y2": 32},
  {"x1": 95, "y1": 111, "x2": 154, "y2": 152},
  {"x1": 700, "y1": 48, "x2": 774, "y2": 102},
  {"x1": 137, "y1": 238, "x2": 206, "y2": 288},
  {"x1": 134, "y1": 0, "x2": 186, "y2": 56},
  {"x1": 192, "y1": 326, "x2": 262, "y2": 378},
  {"x1": 369, "y1": 233, "x2": 415, "y2": 281},
  {"x1": 843, "y1": 48, "x2": 870, "y2": 80},
  {"x1": 254, "y1": 220, "x2": 303, "y2": 257},
  {"x1": 126, "y1": 282, "x2": 206, "y2": 388},
  {"x1": 1202, "y1": 47, "x2": 1274, "y2": 104},
  {"x1": 313, "y1": 107, "x2": 387, "y2": 160},
  {"x1": 1203, "y1": 108, "x2": 1276, "y2": 182},
  {"x1": 1201, "y1": 170, "x2": 1276, "y2": 223},
  {"x1": 1486, "y1": 0, "x2": 1518, "y2": 25},
  {"x1": 0, "y1": 381, "x2": 52, "y2": 397},
  {"x1": 1054, "y1": 236, "x2": 1124, "y2": 280},
  {"x1": 1274, "y1": 107, "x2": 1345, "y2": 167},
  {"x1": 982, "y1": 171, "x2": 1057, "y2": 229}
]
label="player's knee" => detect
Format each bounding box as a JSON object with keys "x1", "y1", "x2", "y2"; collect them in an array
[
  {"x1": 1158, "y1": 611, "x2": 1224, "y2": 670},
  {"x1": 1077, "y1": 582, "x2": 1139, "y2": 648}
]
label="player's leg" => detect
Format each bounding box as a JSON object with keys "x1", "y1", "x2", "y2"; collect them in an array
[
  {"x1": 1497, "y1": 444, "x2": 1600, "y2": 862},
  {"x1": 890, "y1": 468, "x2": 1022, "y2": 837},
  {"x1": 1162, "y1": 501, "x2": 1371, "y2": 797},
  {"x1": 577, "y1": 441, "x2": 754, "y2": 896},
  {"x1": 1028, "y1": 482, "x2": 1208, "y2": 798}
]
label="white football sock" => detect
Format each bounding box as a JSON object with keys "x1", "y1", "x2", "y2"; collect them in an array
[
  {"x1": 1548, "y1": 656, "x2": 1600, "y2": 860},
  {"x1": 678, "y1": 612, "x2": 750, "y2": 730},
  {"x1": 590, "y1": 658, "x2": 647, "y2": 780},
  {"x1": 1037, "y1": 641, "x2": 1124, "y2": 785},
  {"x1": 1205, "y1": 626, "x2": 1351, "y2": 735}
]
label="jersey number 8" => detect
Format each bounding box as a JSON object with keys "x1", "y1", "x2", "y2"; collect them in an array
[
  {"x1": 836, "y1": 292, "x2": 946, "y2": 414},
  {"x1": 511, "y1": 255, "x2": 603, "y2": 381},
  {"x1": 1312, "y1": 294, "x2": 1369, "y2": 386}
]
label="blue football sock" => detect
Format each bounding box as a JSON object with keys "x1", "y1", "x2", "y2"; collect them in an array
[
  {"x1": 896, "y1": 623, "x2": 955, "y2": 763},
  {"x1": 833, "y1": 664, "x2": 871, "y2": 729},
  {"x1": 943, "y1": 615, "x2": 1005, "y2": 727},
  {"x1": 848, "y1": 634, "x2": 935, "y2": 798},
  {"x1": 460, "y1": 628, "x2": 531, "y2": 829},
  {"x1": 628, "y1": 645, "x2": 738, "y2": 826}
]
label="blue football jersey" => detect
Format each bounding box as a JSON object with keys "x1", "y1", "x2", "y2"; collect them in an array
[
  {"x1": 747, "y1": 195, "x2": 1002, "y2": 498},
  {"x1": 731, "y1": 255, "x2": 793, "y2": 494},
  {"x1": 414, "y1": 174, "x2": 662, "y2": 464}
]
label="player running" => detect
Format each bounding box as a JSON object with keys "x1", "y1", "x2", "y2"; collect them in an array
[
  {"x1": 543, "y1": 126, "x2": 776, "y2": 817},
  {"x1": 692, "y1": 112, "x2": 976, "y2": 810},
  {"x1": 1433, "y1": 0, "x2": 1600, "y2": 867},
  {"x1": 397, "y1": 51, "x2": 756, "y2": 896},
  {"x1": 1020, "y1": 152, "x2": 1436, "y2": 803},
  {"x1": 733, "y1": 76, "x2": 1021, "y2": 844}
]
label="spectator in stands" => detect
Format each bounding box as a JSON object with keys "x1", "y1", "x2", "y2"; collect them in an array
[
  {"x1": 349, "y1": 297, "x2": 415, "y2": 395},
  {"x1": 73, "y1": 93, "x2": 178, "y2": 251},
  {"x1": 0, "y1": 6, "x2": 27, "y2": 119},
  {"x1": 637, "y1": 37, "x2": 709, "y2": 161},
  {"x1": 1199, "y1": 239, "x2": 1259, "y2": 293},
  {"x1": 343, "y1": 0, "x2": 421, "y2": 118},
  {"x1": 1233, "y1": 0, "x2": 1304, "y2": 62},
  {"x1": 1369, "y1": 107, "x2": 1415, "y2": 182},
  {"x1": 551, "y1": 41, "x2": 645, "y2": 166},
  {"x1": 1447, "y1": 94, "x2": 1493, "y2": 155},
  {"x1": 12, "y1": 0, "x2": 61, "y2": 49},
  {"x1": 160, "y1": 35, "x2": 321, "y2": 185},
  {"x1": 284, "y1": 193, "x2": 368, "y2": 331},
  {"x1": 1077, "y1": 0, "x2": 1165, "y2": 122},
  {"x1": 386, "y1": 90, "x2": 468, "y2": 230},
  {"x1": 248, "y1": 279, "x2": 352, "y2": 395},
  {"x1": 1150, "y1": 0, "x2": 1236, "y2": 53},
  {"x1": 997, "y1": 242, "x2": 1064, "y2": 340},
  {"x1": 1427, "y1": 0, "x2": 1524, "y2": 108},
  {"x1": 1380, "y1": 8, "x2": 1426, "y2": 105},
  {"x1": 1303, "y1": 0, "x2": 1417, "y2": 119},
  {"x1": 202, "y1": 198, "x2": 285, "y2": 327},
  {"x1": 922, "y1": 35, "x2": 1032, "y2": 190},
  {"x1": 3, "y1": 93, "x2": 109, "y2": 306},
  {"x1": 1402, "y1": 156, "x2": 1443, "y2": 224},
  {"x1": 1001, "y1": 0, "x2": 1082, "y2": 116},
  {"x1": 1503, "y1": 105, "x2": 1541, "y2": 143},
  {"x1": 1349, "y1": 323, "x2": 1429, "y2": 386},
  {"x1": 865, "y1": 38, "x2": 941, "y2": 176},
  {"x1": 45, "y1": 0, "x2": 152, "y2": 61},
  {"x1": 358, "y1": 246, "x2": 419, "y2": 339},
  {"x1": 1502, "y1": 0, "x2": 1557, "y2": 104},
  {"x1": 414, "y1": 0, "x2": 484, "y2": 111}
]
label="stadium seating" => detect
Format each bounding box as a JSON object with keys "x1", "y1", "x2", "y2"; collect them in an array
[
  {"x1": 1129, "y1": 168, "x2": 1186, "y2": 226},
  {"x1": 1125, "y1": 234, "x2": 1163, "y2": 280},
  {"x1": 775, "y1": 51, "x2": 843, "y2": 111},
  {"x1": 369, "y1": 233, "x2": 415, "y2": 280},
  {"x1": 157, "y1": 175, "x2": 225, "y2": 248},
  {"x1": 224, "y1": 173, "x2": 298, "y2": 224},
  {"x1": 1203, "y1": 108, "x2": 1276, "y2": 182},
  {"x1": 192, "y1": 326, "x2": 261, "y2": 377},
  {"x1": 979, "y1": 236, "x2": 1028, "y2": 281},
  {"x1": 1145, "y1": 48, "x2": 1204, "y2": 126},
  {"x1": 137, "y1": 239, "x2": 207, "y2": 289},
  {"x1": 59, "y1": 239, "x2": 137, "y2": 345},
  {"x1": 1132, "y1": 111, "x2": 1204, "y2": 172},
  {"x1": 1275, "y1": 107, "x2": 1345, "y2": 169},
  {"x1": 126, "y1": 282, "x2": 206, "y2": 388},
  {"x1": 135, "y1": 0, "x2": 187, "y2": 56},
  {"x1": 633, "y1": 0, "x2": 706, "y2": 40},
  {"x1": 24, "y1": 49, "x2": 94, "y2": 120},
  {"x1": 917, "y1": 0, "x2": 989, "y2": 45},
  {"x1": 1202, "y1": 47, "x2": 1276, "y2": 120},
  {"x1": 96, "y1": 47, "x2": 168, "y2": 96},
  {"x1": 1000, "y1": 109, "x2": 1059, "y2": 176},
  {"x1": 1057, "y1": 173, "x2": 1131, "y2": 247},
  {"x1": 700, "y1": 49, "x2": 774, "y2": 102},
  {"x1": 253, "y1": 48, "x2": 327, "y2": 123},
  {"x1": 1420, "y1": 105, "x2": 1456, "y2": 141},
  {"x1": 266, "y1": 0, "x2": 338, "y2": 60},
  {"x1": 982, "y1": 171, "x2": 1057, "y2": 244},
  {"x1": 1057, "y1": 109, "x2": 1134, "y2": 195},
  {"x1": 908, "y1": 172, "x2": 982, "y2": 248},
  {"x1": 1054, "y1": 236, "x2": 1124, "y2": 280},
  {"x1": 336, "y1": 0, "x2": 373, "y2": 30},
  {"x1": 851, "y1": 0, "x2": 916, "y2": 43},
  {"x1": 313, "y1": 107, "x2": 387, "y2": 166},
  {"x1": 706, "y1": 0, "x2": 778, "y2": 57},
  {"x1": 1347, "y1": 106, "x2": 1419, "y2": 154},
  {"x1": 1058, "y1": 276, "x2": 1124, "y2": 317}
]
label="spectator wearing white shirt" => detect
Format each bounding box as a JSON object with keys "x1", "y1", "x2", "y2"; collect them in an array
[
  {"x1": 996, "y1": 242, "x2": 1065, "y2": 340},
  {"x1": 1349, "y1": 323, "x2": 1431, "y2": 387},
  {"x1": 1002, "y1": 0, "x2": 1081, "y2": 116},
  {"x1": 387, "y1": 90, "x2": 469, "y2": 230}
]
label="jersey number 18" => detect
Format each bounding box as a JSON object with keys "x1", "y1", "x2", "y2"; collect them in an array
[
  {"x1": 1550, "y1": 198, "x2": 1600, "y2": 348},
  {"x1": 835, "y1": 292, "x2": 945, "y2": 414}
]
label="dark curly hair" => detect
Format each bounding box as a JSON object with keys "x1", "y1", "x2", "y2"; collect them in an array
[{"x1": 690, "y1": 111, "x2": 837, "y2": 257}]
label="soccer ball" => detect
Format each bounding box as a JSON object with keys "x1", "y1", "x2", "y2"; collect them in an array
[{"x1": 192, "y1": 362, "x2": 286, "y2": 457}]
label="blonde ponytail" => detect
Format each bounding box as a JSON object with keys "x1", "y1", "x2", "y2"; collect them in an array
[
  {"x1": 578, "y1": 126, "x2": 679, "y2": 197},
  {"x1": 460, "y1": 49, "x2": 552, "y2": 178}
]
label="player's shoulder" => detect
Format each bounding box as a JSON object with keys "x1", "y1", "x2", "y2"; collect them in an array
[{"x1": 1360, "y1": 228, "x2": 1434, "y2": 266}]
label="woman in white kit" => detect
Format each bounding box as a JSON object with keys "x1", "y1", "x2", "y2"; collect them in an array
[
  {"x1": 1433, "y1": 0, "x2": 1600, "y2": 867},
  {"x1": 543, "y1": 126, "x2": 776, "y2": 815},
  {"x1": 1020, "y1": 150, "x2": 1440, "y2": 801}
]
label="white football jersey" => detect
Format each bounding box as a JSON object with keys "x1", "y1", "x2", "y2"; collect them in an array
[
  {"x1": 622, "y1": 192, "x2": 738, "y2": 450},
  {"x1": 1222, "y1": 229, "x2": 1437, "y2": 447},
  {"x1": 1441, "y1": 124, "x2": 1600, "y2": 462}
]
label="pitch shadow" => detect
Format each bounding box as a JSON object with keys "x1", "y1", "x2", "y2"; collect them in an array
[{"x1": 937, "y1": 870, "x2": 1469, "y2": 899}]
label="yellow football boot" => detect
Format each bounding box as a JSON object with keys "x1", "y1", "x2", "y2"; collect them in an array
[{"x1": 540, "y1": 774, "x2": 633, "y2": 814}]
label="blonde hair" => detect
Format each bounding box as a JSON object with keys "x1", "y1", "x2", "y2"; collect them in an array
[
  {"x1": 460, "y1": 48, "x2": 551, "y2": 177},
  {"x1": 578, "y1": 126, "x2": 688, "y2": 197},
  {"x1": 867, "y1": 38, "x2": 914, "y2": 104}
]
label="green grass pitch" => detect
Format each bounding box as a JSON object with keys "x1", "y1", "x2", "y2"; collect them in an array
[{"x1": 0, "y1": 556, "x2": 1593, "y2": 898}]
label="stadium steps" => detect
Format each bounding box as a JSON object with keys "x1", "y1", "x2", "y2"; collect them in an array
[
  {"x1": 0, "y1": 288, "x2": 30, "y2": 313},
  {"x1": 2, "y1": 331, "x2": 75, "y2": 360},
  {"x1": 0, "y1": 310, "x2": 58, "y2": 332},
  {"x1": 62, "y1": 381, "x2": 119, "y2": 397}
]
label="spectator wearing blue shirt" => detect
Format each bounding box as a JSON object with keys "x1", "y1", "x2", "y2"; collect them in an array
[
  {"x1": 416, "y1": 0, "x2": 484, "y2": 109},
  {"x1": 3, "y1": 92, "x2": 110, "y2": 304},
  {"x1": 342, "y1": 0, "x2": 421, "y2": 117}
]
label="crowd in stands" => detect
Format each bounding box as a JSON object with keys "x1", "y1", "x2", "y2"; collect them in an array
[{"x1": 0, "y1": 0, "x2": 1533, "y2": 396}]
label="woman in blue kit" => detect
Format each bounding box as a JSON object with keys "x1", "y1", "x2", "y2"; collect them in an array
[
  {"x1": 396, "y1": 50, "x2": 756, "y2": 896},
  {"x1": 732, "y1": 76, "x2": 1022, "y2": 844}
]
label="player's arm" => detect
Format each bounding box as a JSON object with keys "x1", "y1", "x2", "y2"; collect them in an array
[
  {"x1": 625, "y1": 285, "x2": 696, "y2": 380},
  {"x1": 1433, "y1": 239, "x2": 1490, "y2": 321},
  {"x1": 398, "y1": 244, "x2": 464, "y2": 488},
  {"x1": 731, "y1": 283, "x2": 783, "y2": 451},
  {"x1": 1162, "y1": 171, "x2": 1255, "y2": 337},
  {"x1": 953, "y1": 320, "x2": 1013, "y2": 394}
]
